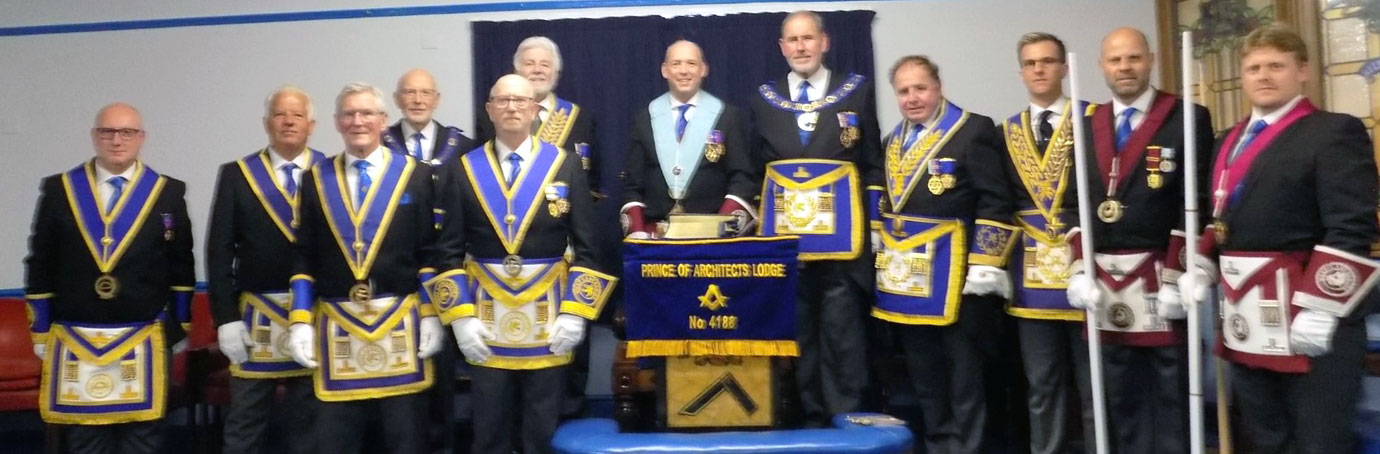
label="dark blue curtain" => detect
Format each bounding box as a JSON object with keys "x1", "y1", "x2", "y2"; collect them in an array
[{"x1": 471, "y1": 10, "x2": 876, "y2": 311}]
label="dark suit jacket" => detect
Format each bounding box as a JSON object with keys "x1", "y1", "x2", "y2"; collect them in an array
[
  {"x1": 25, "y1": 161, "x2": 195, "y2": 324},
  {"x1": 622, "y1": 100, "x2": 756, "y2": 220},
  {"x1": 748, "y1": 71, "x2": 883, "y2": 190},
  {"x1": 476, "y1": 97, "x2": 601, "y2": 193},
  {"x1": 205, "y1": 149, "x2": 326, "y2": 326}
]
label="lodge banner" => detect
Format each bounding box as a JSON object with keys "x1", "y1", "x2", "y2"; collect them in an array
[{"x1": 623, "y1": 237, "x2": 800, "y2": 357}]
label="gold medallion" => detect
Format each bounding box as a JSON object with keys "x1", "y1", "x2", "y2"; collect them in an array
[
  {"x1": 1212, "y1": 220, "x2": 1228, "y2": 245},
  {"x1": 927, "y1": 177, "x2": 945, "y2": 195},
  {"x1": 1097, "y1": 199, "x2": 1124, "y2": 223},
  {"x1": 94, "y1": 274, "x2": 119, "y2": 299},
  {"x1": 1147, "y1": 173, "x2": 1163, "y2": 189},
  {"x1": 840, "y1": 127, "x2": 860, "y2": 148},
  {"x1": 940, "y1": 174, "x2": 956, "y2": 189},
  {"x1": 349, "y1": 282, "x2": 372, "y2": 304},
  {"x1": 704, "y1": 143, "x2": 724, "y2": 163}
]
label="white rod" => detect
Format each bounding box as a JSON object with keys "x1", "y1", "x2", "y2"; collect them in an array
[
  {"x1": 1181, "y1": 29, "x2": 1206, "y2": 454},
  {"x1": 1068, "y1": 51, "x2": 1109, "y2": 454}
]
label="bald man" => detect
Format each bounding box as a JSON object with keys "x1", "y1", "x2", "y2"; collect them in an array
[
  {"x1": 25, "y1": 103, "x2": 196, "y2": 453},
  {"x1": 385, "y1": 68, "x2": 476, "y2": 165},
  {"x1": 437, "y1": 74, "x2": 614, "y2": 454},
  {"x1": 621, "y1": 40, "x2": 756, "y2": 238},
  {"x1": 1063, "y1": 27, "x2": 1213, "y2": 454}
]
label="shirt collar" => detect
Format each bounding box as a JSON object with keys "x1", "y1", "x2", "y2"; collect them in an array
[
  {"x1": 539, "y1": 93, "x2": 557, "y2": 112},
  {"x1": 669, "y1": 91, "x2": 701, "y2": 110},
  {"x1": 267, "y1": 146, "x2": 312, "y2": 170},
  {"x1": 787, "y1": 67, "x2": 832, "y2": 98},
  {"x1": 400, "y1": 120, "x2": 438, "y2": 142},
  {"x1": 1250, "y1": 95, "x2": 1305, "y2": 126},
  {"x1": 1029, "y1": 96, "x2": 1070, "y2": 121},
  {"x1": 94, "y1": 160, "x2": 138, "y2": 184},
  {"x1": 495, "y1": 136, "x2": 535, "y2": 163},
  {"x1": 1113, "y1": 87, "x2": 1156, "y2": 117},
  {"x1": 344, "y1": 146, "x2": 388, "y2": 170}
]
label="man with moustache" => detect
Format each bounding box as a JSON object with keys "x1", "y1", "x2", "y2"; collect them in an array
[
  {"x1": 207, "y1": 85, "x2": 326, "y2": 454},
  {"x1": 1062, "y1": 27, "x2": 1214, "y2": 454},
  {"x1": 998, "y1": 32, "x2": 1096, "y2": 454},
  {"x1": 285, "y1": 82, "x2": 459, "y2": 454},
  {"x1": 621, "y1": 40, "x2": 756, "y2": 238},
  {"x1": 749, "y1": 10, "x2": 882, "y2": 427},
  {"x1": 1175, "y1": 23, "x2": 1379, "y2": 453},
  {"x1": 25, "y1": 102, "x2": 196, "y2": 453},
  {"x1": 873, "y1": 55, "x2": 1016, "y2": 454},
  {"x1": 437, "y1": 74, "x2": 614, "y2": 454}
]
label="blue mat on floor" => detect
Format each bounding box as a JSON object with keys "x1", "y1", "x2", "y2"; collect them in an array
[{"x1": 552, "y1": 413, "x2": 912, "y2": 454}]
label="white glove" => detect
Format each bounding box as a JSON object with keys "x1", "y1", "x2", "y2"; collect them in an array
[
  {"x1": 549, "y1": 314, "x2": 587, "y2": 355},
  {"x1": 33, "y1": 342, "x2": 46, "y2": 360},
  {"x1": 1066, "y1": 271, "x2": 1102, "y2": 310},
  {"x1": 1158, "y1": 294, "x2": 1188, "y2": 320},
  {"x1": 417, "y1": 316, "x2": 443, "y2": 359},
  {"x1": 1289, "y1": 309, "x2": 1339, "y2": 357},
  {"x1": 870, "y1": 231, "x2": 882, "y2": 252},
  {"x1": 962, "y1": 265, "x2": 1012, "y2": 299},
  {"x1": 1177, "y1": 266, "x2": 1215, "y2": 307},
  {"x1": 217, "y1": 321, "x2": 254, "y2": 365},
  {"x1": 627, "y1": 231, "x2": 652, "y2": 240},
  {"x1": 286, "y1": 323, "x2": 317, "y2": 369},
  {"x1": 452, "y1": 317, "x2": 495, "y2": 363}
]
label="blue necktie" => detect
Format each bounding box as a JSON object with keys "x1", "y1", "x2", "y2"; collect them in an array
[
  {"x1": 1229, "y1": 120, "x2": 1269, "y2": 163},
  {"x1": 353, "y1": 160, "x2": 371, "y2": 208},
  {"x1": 410, "y1": 132, "x2": 425, "y2": 160},
  {"x1": 281, "y1": 163, "x2": 298, "y2": 197},
  {"x1": 506, "y1": 152, "x2": 523, "y2": 185},
  {"x1": 795, "y1": 81, "x2": 812, "y2": 146},
  {"x1": 106, "y1": 176, "x2": 127, "y2": 213},
  {"x1": 902, "y1": 124, "x2": 924, "y2": 150},
  {"x1": 1115, "y1": 107, "x2": 1137, "y2": 152},
  {"x1": 675, "y1": 104, "x2": 691, "y2": 142}
]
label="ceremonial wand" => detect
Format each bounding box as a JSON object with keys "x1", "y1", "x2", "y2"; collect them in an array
[{"x1": 1068, "y1": 51, "x2": 1110, "y2": 454}]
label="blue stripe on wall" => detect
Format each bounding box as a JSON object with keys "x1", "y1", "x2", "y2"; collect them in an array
[{"x1": 0, "y1": 0, "x2": 871, "y2": 37}]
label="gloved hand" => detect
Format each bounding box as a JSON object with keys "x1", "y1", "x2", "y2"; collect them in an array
[
  {"x1": 287, "y1": 323, "x2": 317, "y2": 368},
  {"x1": 417, "y1": 316, "x2": 443, "y2": 359},
  {"x1": 1289, "y1": 309, "x2": 1339, "y2": 357},
  {"x1": 549, "y1": 314, "x2": 587, "y2": 355},
  {"x1": 452, "y1": 317, "x2": 495, "y2": 363},
  {"x1": 33, "y1": 342, "x2": 46, "y2": 360},
  {"x1": 870, "y1": 231, "x2": 882, "y2": 252},
  {"x1": 724, "y1": 210, "x2": 756, "y2": 237},
  {"x1": 1158, "y1": 296, "x2": 1188, "y2": 320},
  {"x1": 1177, "y1": 266, "x2": 1215, "y2": 307},
  {"x1": 217, "y1": 321, "x2": 254, "y2": 365},
  {"x1": 1066, "y1": 271, "x2": 1102, "y2": 310},
  {"x1": 962, "y1": 265, "x2": 1012, "y2": 299}
]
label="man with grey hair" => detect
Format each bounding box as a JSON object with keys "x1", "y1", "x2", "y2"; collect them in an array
[
  {"x1": 207, "y1": 85, "x2": 325, "y2": 454},
  {"x1": 284, "y1": 82, "x2": 464, "y2": 453},
  {"x1": 384, "y1": 68, "x2": 475, "y2": 165},
  {"x1": 749, "y1": 10, "x2": 882, "y2": 427}
]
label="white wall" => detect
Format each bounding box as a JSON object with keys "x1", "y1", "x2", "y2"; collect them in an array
[{"x1": 0, "y1": 0, "x2": 1157, "y2": 288}]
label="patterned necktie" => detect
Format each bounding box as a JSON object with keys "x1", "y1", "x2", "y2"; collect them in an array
[
  {"x1": 506, "y1": 152, "x2": 523, "y2": 185},
  {"x1": 410, "y1": 132, "x2": 425, "y2": 160},
  {"x1": 107, "y1": 176, "x2": 127, "y2": 213},
  {"x1": 675, "y1": 104, "x2": 692, "y2": 142},
  {"x1": 352, "y1": 160, "x2": 371, "y2": 208},
  {"x1": 1115, "y1": 107, "x2": 1138, "y2": 152},
  {"x1": 1229, "y1": 120, "x2": 1269, "y2": 163},
  {"x1": 281, "y1": 163, "x2": 298, "y2": 197},
  {"x1": 795, "y1": 80, "x2": 812, "y2": 146},
  {"x1": 1035, "y1": 110, "x2": 1055, "y2": 152},
  {"x1": 902, "y1": 124, "x2": 925, "y2": 150}
]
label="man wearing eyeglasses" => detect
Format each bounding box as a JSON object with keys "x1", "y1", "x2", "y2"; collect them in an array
[
  {"x1": 436, "y1": 74, "x2": 614, "y2": 454},
  {"x1": 621, "y1": 40, "x2": 756, "y2": 239},
  {"x1": 24, "y1": 102, "x2": 196, "y2": 454},
  {"x1": 284, "y1": 82, "x2": 463, "y2": 454},
  {"x1": 206, "y1": 85, "x2": 325, "y2": 454}
]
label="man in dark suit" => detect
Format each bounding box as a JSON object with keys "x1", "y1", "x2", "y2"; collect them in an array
[
  {"x1": 25, "y1": 102, "x2": 196, "y2": 454},
  {"x1": 284, "y1": 82, "x2": 461, "y2": 454},
  {"x1": 437, "y1": 74, "x2": 615, "y2": 454},
  {"x1": 749, "y1": 10, "x2": 882, "y2": 426},
  {"x1": 384, "y1": 68, "x2": 475, "y2": 165},
  {"x1": 1175, "y1": 23, "x2": 1379, "y2": 453},
  {"x1": 1063, "y1": 28, "x2": 1214, "y2": 454},
  {"x1": 206, "y1": 85, "x2": 325, "y2": 454},
  {"x1": 621, "y1": 39, "x2": 756, "y2": 238},
  {"x1": 872, "y1": 55, "x2": 1017, "y2": 454}
]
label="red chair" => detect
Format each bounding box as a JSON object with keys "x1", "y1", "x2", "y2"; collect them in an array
[{"x1": 0, "y1": 297, "x2": 61, "y2": 453}]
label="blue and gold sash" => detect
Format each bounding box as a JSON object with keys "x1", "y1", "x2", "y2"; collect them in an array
[
  {"x1": 314, "y1": 294, "x2": 432, "y2": 400},
  {"x1": 462, "y1": 141, "x2": 565, "y2": 254},
  {"x1": 872, "y1": 213, "x2": 967, "y2": 326},
  {"x1": 234, "y1": 292, "x2": 310, "y2": 378},
  {"x1": 1002, "y1": 101, "x2": 1078, "y2": 227},
  {"x1": 757, "y1": 74, "x2": 867, "y2": 113},
  {"x1": 237, "y1": 149, "x2": 326, "y2": 241},
  {"x1": 62, "y1": 161, "x2": 166, "y2": 276},
  {"x1": 650, "y1": 92, "x2": 725, "y2": 201},
  {"x1": 40, "y1": 320, "x2": 166, "y2": 425},
  {"x1": 884, "y1": 101, "x2": 969, "y2": 211},
  {"x1": 382, "y1": 125, "x2": 468, "y2": 165},
  {"x1": 312, "y1": 152, "x2": 415, "y2": 281},
  {"x1": 536, "y1": 98, "x2": 581, "y2": 147},
  {"x1": 760, "y1": 159, "x2": 861, "y2": 261}
]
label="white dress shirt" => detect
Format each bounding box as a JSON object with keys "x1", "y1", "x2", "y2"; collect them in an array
[
  {"x1": 94, "y1": 161, "x2": 138, "y2": 213},
  {"x1": 1028, "y1": 96, "x2": 1071, "y2": 135},
  {"x1": 669, "y1": 91, "x2": 702, "y2": 121},
  {"x1": 1112, "y1": 87, "x2": 1157, "y2": 132},
  {"x1": 495, "y1": 136, "x2": 536, "y2": 182},
  {"x1": 400, "y1": 121, "x2": 439, "y2": 161},
  {"x1": 1249, "y1": 94, "x2": 1305, "y2": 127},
  {"x1": 343, "y1": 147, "x2": 387, "y2": 207},
  {"x1": 787, "y1": 68, "x2": 832, "y2": 101},
  {"x1": 267, "y1": 147, "x2": 312, "y2": 190}
]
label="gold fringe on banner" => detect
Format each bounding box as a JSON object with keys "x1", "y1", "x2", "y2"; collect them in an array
[{"x1": 624, "y1": 340, "x2": 799, "y2": 358}]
